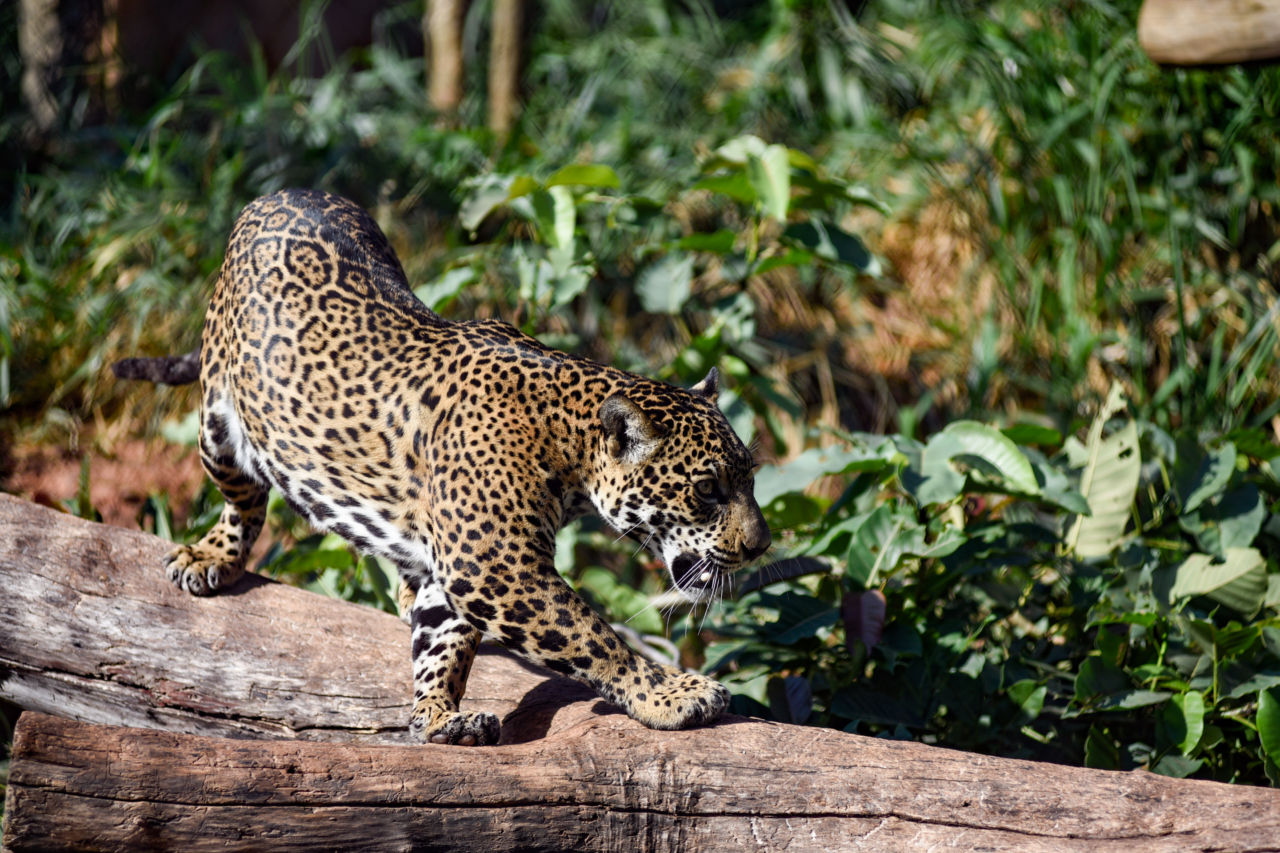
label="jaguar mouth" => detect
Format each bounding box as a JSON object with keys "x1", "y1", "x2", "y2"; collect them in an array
[{"x1": 671, "y1": 552, "x2": 717, "y2": 595}]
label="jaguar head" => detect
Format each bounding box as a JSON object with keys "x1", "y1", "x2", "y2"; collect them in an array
[{"x1": 592, "y1": 368, "x2": 771, "y2": 603}]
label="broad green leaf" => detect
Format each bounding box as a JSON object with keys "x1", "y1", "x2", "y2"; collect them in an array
[
  {"x1": 1001, "y1": 423, "x2": 1063, "y2": 446},
  {"x1": 545, "y1": 163, "x2": 620, "y2": 189},
  {"x1": 746, "y1": 143, "x2": 791, "y2": 220},
  {"x1": 459, "y1": 173, "x2": 515, "y2": 231},
  {"x1": 1259, "y1": 686, "x2": 1280, "y2": 766},
  {"x1": 753, "y1": 248, "x2": 812, "y2": 274},
  {"x1": 1008, "y1": 679, "x2": 1047, "y2": 722},
  {"x1": 1168, "y1": 548, "x2": 1267, "y2": 615},
  {"x1": 1084, "y1": 725, "x2": 1120, "y2": 769},
  {"x1": 505, "y1": 174, "x2": 540, "y2": 201},
  {"x1": 758, "y1": 590, "x2": 838, "y2": 644},
  {"x1": 912, "y1": 420, "x2": 1039, "y2": 505},
  {"x1": 753, "y1": 440, "x2": 898, "y2": 506},
  {"x1": 413, "y1": 266, "x2": 474, "y2": 312},
  {"x1": 691, "y1": 172, "x2": 756, "y2": 204},
  {"x1": 676, "y1": 229, "x2": 736, "y2": 253},
  {"x1": 1180, "y1": 485, "x2": 1266, "y2": 555},
  {"x1": 1267, "y1": 574, "x2": 1280, "y2": 611},
  {"x1": 709, "y1": 133, "x2": 770, "y2": 164},
  {"x1": 1159, "y1": 692, "x2": 1205, "y2": 754},
  {"x1": 782, "y1": 219, "x2": 877, "y2": 272},
  {"x1": 530, "y1": 186, "x2": 575, "y2": 251},
  {"x1": 845, "y1": 504, "x2": 915, "y2": 587},
  {"x1": 1074, "y1": 655, "x2": 1130, "y2": 704},
  {"x1": 1029, "y1": 455, "x2": 1091, "y2": 515},
  {"x1": 636, "y1": 252, "x2": 694, "y2": 314},
  {"x1": 548, "y1": 264, "x2": 591, "y2": 308},
  {"x1": 1066, "y1": 384, "x2": 1140, "y2": 558},
  {"x1": 1176, "y1": 440, "x2": 1238, "y2": 513},
  {"x1": 1095, "y1": 689, "x2": 1173, "y2": 711},
  {"x1": 1150, "y1": 754, "x2": 1204, "y2": 778}
]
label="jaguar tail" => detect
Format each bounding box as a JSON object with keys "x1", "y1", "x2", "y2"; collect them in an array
[{"x1": 111, "y1": 348, "x2": 201, "y2": 385}]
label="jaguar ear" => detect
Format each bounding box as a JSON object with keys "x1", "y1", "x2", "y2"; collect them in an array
[
  {"x1": 690, "y1": 367, "x2": 719, "y2": 401},
  {"x1": 600, "y1": 394, "x2": 665, "y2": 464}
]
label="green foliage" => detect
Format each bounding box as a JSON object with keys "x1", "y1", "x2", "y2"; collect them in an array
[
  {"x1": 704, "y1": 390, "x2": 1280, "y2": 785},
  {"x1": 881, "y1": 0, "x2": 1280, "y2": 427}
]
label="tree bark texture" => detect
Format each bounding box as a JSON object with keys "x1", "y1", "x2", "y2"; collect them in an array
[
  {"x1": 2, "y1": 493, "x2": 1279, "y2": 852},
  {"x1": 1139, "y1": 0, "x2": 1280, "y2": 65}
]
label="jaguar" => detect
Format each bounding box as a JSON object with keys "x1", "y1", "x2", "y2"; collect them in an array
[{"x1": 115, "y1": 188, "x2": 770, "y2": 745}]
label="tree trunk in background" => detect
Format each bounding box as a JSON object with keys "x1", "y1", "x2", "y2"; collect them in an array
[
  {"x1": 488, "y1": 0, "x2": 523, "y2": 137},
  {"x1": 425, "y1": 0, "x2": 464, "y2": 119}
]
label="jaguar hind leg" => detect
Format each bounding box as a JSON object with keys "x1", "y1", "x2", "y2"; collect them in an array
[{"x1": 165, "y1": 407, "x2": 268, "y2": 596}]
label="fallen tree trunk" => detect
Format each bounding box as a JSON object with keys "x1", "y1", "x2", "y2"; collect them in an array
[
  {"x1": 2, "y1": 493, "x2": 1279, "y2": 852},
  {"x1": 1139, "y1": 0, "x2": 1280, "y2": 65}
]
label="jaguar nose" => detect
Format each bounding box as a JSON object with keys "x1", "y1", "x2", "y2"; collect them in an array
[{"x1": 741, "y1": 525, "x2": 771, "y2": 562}]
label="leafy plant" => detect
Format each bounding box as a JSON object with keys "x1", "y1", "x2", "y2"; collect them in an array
[{"x1": 703, "y1": 385, "x2": 1280, "y2": 784}]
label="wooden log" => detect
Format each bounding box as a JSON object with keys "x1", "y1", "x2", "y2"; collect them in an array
[
  {"x1": 3, "y1": 493, "x2": 1280, "y2": 852},
  {"x1": 1139, "y1": 0, "x2": 1280, "y2": 66},
  {"x1": 8, "y1": 709, "x2": 1280, "y2": 852}
]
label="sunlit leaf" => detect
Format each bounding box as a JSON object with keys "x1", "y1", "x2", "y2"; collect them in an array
[
  {"x1": 1168, "y1": 548, "x2": 1267, "y2": 615},
  {"x1": 459, "y1": 173, "x2": 515, "y2": 231},
  {"x1": 1008, "y1": 679, "x2": 1047, "y2": 722},
  {"x1": 1159, "y1": 692, "x2": 1205, "y2": 754},
  {"x1": 530, "y1": 186, "x2": 575, "y2": 251},
  {"x1": 1066, "y1": 383, "x2": 1140, "y2": 558},
  {"x1": 910, "y1": 420, "x2": 1039, "y2": 506},
  {"x1": 636, "y1": 252, "x2": 693, "y2": 314},
  {"x1": 1001, "y1": 423, "x2": 1063, "y2": 446},
  {"x1": 545, "y1": 163, "x2": 620, "y2": 189},
  {"x1": 746, "y1": 143, "x2": 791, "y2": 221}
]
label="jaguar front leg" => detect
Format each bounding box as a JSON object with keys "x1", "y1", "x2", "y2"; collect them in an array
[
  {"x1": 447, "y1": 554, "x2": 729, "y2": 732},
  {"x1": 407, "y1": 581, "x2": 501, "y2": 745}
]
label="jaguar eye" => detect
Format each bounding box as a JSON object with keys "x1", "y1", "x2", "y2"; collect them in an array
[{"x1": 694, "y1": 478, "x2": 723, "y2": 503}]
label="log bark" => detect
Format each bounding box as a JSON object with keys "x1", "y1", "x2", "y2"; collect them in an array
[
  {"x1": 1139, "y1": 0, "x2": 1280, "y2": 65},
  {"x1": 2, "y1": 493, "x2": 1279, "y2": 852}
]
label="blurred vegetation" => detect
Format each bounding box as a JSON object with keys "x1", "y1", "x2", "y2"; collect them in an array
[{"x1": 3, "y1": 0, "x2": 1280, "y2": 789}]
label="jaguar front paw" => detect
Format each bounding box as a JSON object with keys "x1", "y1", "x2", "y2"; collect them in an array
[
  {"x1": 163, "y1": 544, "x2": 245, "y2": 596},
  {"x1": 410, "y1": 707, "x2": 501, "y2": 746},
  {"x1": 626, "y1": 667, "x2": 730, "y2": 731}
]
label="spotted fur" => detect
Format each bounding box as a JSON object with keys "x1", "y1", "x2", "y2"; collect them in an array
[{"x1": 162, "y1": 189, "x2": 770, "y2": 744}]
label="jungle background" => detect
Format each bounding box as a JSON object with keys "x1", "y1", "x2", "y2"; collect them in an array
[{"x1": 3, "y1": 0, "x2": 1280, "y2": 799}]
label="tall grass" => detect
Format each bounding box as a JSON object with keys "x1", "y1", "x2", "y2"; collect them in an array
[{"x1": 4, "y1": 0, "x2": 1278, "y2": 439}]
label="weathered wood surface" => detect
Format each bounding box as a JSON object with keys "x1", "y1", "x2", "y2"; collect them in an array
[
  {"x1": 1139, "y1": 0, "x2": 1280, "y2": 65},
  {"x1": 3, "y1": 493, "x2": 1280, "y2": 852}
]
